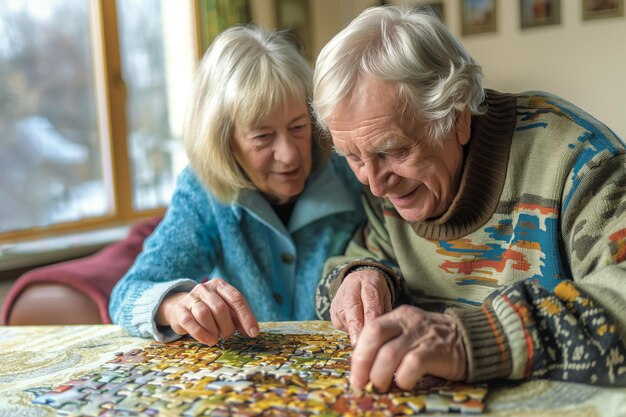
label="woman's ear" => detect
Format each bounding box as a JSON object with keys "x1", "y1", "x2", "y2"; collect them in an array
[{"x1": 456, "y1": 109, "x2": 471, "y2": 146}]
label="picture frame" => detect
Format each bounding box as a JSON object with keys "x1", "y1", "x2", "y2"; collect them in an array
[
  {"x1": 520, "y1": 0, "x2": 561, "y2": 29},
  {"x1": 461, "y1": 0, "x2": 497, "y2": 36},
  {"x1": 582, "y1": 0, "x2": 624, "y2": 20}
]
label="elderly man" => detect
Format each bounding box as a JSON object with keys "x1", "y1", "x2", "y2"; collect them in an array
[{"x1": 313, "y1": 5, "x2": 626, "y2": 391}]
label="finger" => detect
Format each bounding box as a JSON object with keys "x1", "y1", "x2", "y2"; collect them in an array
[
  {"x1": 393, "y1": 345, "x2": 432, "y2": 390},
  {"x1": 350, "y1": 317, "x2": 398, "y2": 389},
  {"x1": 330, "y1": 287, "x2": 350, "y2": 332},
  {"x1": 230, "y1": 307, "x2": 256, "y2": 339},
  {"x1": 367, "y1": 329, "x2": 411, "y2": 392},
  {"x1": 361, "y1": 279, "x2": 386, "y2": 323},
  {"x1": 342, "y1": 286, "x2": 364, "y2": 346},
  {"x1": 211, "y1": 279, "x2": 259, "y2": 338},
  {"x1": 330, "y1": 300, "x2": 347, "y2": 332},
  {"x1": 169, "y1": 294, "x2": 204, "y2": 336},
  {"x1": 202, "y1": 291, "x2": 236, "y2": 339},
  {"x1": 178, "y1": 302, "x2": 219, "y2": 346},
  {"x1": 379, "y1": 278, "x2": 392, "y2": 314},
  {"x1": 383, "y1": 288, "x2": 392, "y2": 313},
  {"x1": 168, "y1": 306, "x2": 189, "y2": 336}
]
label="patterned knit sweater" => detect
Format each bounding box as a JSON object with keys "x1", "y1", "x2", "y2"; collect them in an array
[
  {"x1": 110, "y1": 155, "x2": 364, "y2": 342},
  {"x1": 317, "y1": 90, "x2": 626, "y2": 386}
]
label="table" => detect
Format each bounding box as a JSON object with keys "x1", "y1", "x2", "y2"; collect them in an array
[{"x1": 1, "y1": 322, "x2": 625, "y2": 416}]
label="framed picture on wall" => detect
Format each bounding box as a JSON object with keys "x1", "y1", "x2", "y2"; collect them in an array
[
  {"x1": 461, "y1": 0, "x2": 497, "y2": 36},
  {"x1": 520, "y1": 0, "x2": 561, "y2": 29},
  {"x1": 582, "y1": 0, "x2": 624, "y2": 20}
]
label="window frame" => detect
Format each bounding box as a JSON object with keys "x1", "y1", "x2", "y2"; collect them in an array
[{"x1": 0, "y1": 0, "x2": 202, "y2": 245}]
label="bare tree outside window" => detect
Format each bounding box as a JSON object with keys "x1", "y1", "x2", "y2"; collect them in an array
[
  {"x1": 0, "y1": 0, "x2": 104, "y2": 232},
  {"x1": 0, "y1": 1, "x2": 195, "y2": 235}
]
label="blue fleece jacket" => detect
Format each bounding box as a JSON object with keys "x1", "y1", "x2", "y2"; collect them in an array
[{"x1": 109, "y1": 156, "x2": 364, "y2": 341}]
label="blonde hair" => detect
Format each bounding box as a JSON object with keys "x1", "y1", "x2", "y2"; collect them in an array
[
  {"x1": 313, "y1": 6, "x2": 485, "y2": 144},
  {"x1": 183, "y1": 25, "x2": 316, "y2": 201}
]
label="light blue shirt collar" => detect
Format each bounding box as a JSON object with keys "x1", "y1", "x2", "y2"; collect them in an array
[{"x1": 235, "y1": 161, "x2": 359, "y2": 236}]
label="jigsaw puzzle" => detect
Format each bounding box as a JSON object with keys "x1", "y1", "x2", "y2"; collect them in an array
[{"x1": 33, "y1": 332, "x2": 488, "y2": 416}]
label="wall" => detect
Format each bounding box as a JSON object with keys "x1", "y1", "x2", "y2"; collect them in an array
[
  {"x1": 439, "y1": 0, "x2": 626, "y2": 139},
  {"x1": 250, "y1": 0, "x2": 348, "y2": 59},
  {"x1": 250, "y1": 0, "x2": 626, "y2": 139}
]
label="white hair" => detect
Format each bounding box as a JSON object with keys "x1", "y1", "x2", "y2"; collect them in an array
[
  {"x1": 313, "y1": 6, "x2": 485, "y2": 144},
  {"x1": 183, "y1": 25, "x2": 315, "y2": 201}
]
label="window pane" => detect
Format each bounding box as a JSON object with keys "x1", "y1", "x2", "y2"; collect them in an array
[
  {"x1": 0, "y1": 0, "x2": 107, "y2": 233},
  {"x1": 116, "y1": 0, "x2": 193, "y2": 210}
]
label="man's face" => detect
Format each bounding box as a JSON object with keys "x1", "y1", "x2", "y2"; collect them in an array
[{"x1": 327, "y1": 77, "x2": 469, "y2": 222}]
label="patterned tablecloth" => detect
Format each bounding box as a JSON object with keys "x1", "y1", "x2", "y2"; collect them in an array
[{"x1": 0, "y1": 322, "x2": 625, "y2": 417}]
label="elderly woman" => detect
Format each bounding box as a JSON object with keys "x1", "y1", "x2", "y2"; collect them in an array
[{"x1": 109, "y1": 26, "x2": 364, "y2": 345}]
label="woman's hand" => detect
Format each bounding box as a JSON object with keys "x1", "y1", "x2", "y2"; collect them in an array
[{"x1": 157, "y1": 278, "x2": 259, "y2": 345}]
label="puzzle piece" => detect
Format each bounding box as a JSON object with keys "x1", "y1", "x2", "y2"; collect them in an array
[
  {"x1": 33, "y1": 332, "x2": 488, "y2": 415},
  {"x1": 31, "y1": 383, "x2": 87, "y2": 408}
]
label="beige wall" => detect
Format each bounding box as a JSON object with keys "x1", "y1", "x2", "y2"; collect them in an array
[
  {"x1": 250, "y1": 0, "x2": 348, "y2": 57},
  {"x1": 439, "y1": 0, "x2": 626, "y2": 139},
  {"x1": 250, "y1": 0, "x2": 626, "y2": 138}
]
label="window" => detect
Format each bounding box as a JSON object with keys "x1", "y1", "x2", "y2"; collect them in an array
[{"x1": 0, "y1": 0, "x2": 198, "y2": 241}]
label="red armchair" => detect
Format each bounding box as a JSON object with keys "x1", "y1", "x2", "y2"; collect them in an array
[{"x1": 1, "y1": 216, "x2": 161, "y2": 325}]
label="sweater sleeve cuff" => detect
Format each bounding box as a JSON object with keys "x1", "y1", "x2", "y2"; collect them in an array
[
  {"x1": 130, "y1": 279, "x2": 197, "y2": 342},
  {"x1": 447, "y1": 305, "x2": 513, "y2": 382},
  {"x1": 344, "y1": 261, "x2": 398, "y2": 306},
  {"x1": 315, "y1": 260, "x2": 399, "y2": 320}
]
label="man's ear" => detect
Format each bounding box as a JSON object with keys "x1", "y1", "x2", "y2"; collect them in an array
[{"x1": 456, "y1": 109, "x2": 471, "y2": 146}]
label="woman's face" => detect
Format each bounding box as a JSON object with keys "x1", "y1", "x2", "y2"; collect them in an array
[{"x1": 232, "y1": 98, "x2": 313, "y2": 204}]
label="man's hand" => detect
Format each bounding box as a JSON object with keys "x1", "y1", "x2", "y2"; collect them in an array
[
  {"x1": 330, "y1": 268, "x2": 392, "y2": 345},
  {"x1": 157, "y1": 278, "x2": 259, "y2": 345},
  {"x1": 349, "y1": 305, "x2": 467, "y2": 391}
]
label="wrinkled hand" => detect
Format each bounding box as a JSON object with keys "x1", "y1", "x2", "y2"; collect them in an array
[
  {"x1": 350, "y1": 305, "x2": 467, "y2": 391},
  {"x1": 157, "y1": 278, "x2": 259, "y2": 346},
  {"x1": 330, "y1": 269, "x2": 392, "y2": 345}
]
